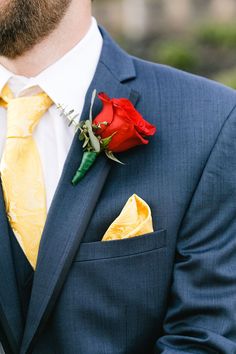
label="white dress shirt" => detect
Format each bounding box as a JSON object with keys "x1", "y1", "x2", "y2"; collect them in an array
[{"x1": 0, "y1": 17, "x2": 103, "y2": 211}]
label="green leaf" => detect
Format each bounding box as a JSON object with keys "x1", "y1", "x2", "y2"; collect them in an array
[
  {"x1": 92, "y1": 122, "x2": 108, "y2": 131},
  {"x1": 68, "y1": 113, "x2": 80, "y2": 127},
  {"x1": 89, "y1": 89, "x2": 97, "y2": 122},
  {"x1": 79, "y1": 132, "x2": 85, "y2": 141},
  {"x1": 85, "y1": 120, "x2": 101, "y2": 153},
  {"x1": 101, "y1": 136, "x2": 113, "y2": 149},
  {"x1": 105, "y1": 150, "x2": 125, "y2": 164},
  {"x1": 101, "y1": 131, "x2": 116, "y2": 149},
  {"x1": 82, "y1": 135, "x2": 90, "y2": 148}
]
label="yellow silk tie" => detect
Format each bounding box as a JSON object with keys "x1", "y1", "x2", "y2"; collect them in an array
[{"x1": 0, "y1": 83, "x2": 53, "y2": 269}]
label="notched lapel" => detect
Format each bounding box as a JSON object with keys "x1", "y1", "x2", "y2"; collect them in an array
[
  {"x1": 21, "y1": 27, "x2": 140, "y2": 354},
  {"x1": 0, "y1": 184, "x2": 23, "y2": 354}
]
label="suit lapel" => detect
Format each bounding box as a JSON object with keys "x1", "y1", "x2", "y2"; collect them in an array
[
  {"x1": 0, "y1": 184, "x2": 23, "y2": 354},
  {"x1": 21, "y1": 27, "x2": 138, "y2": 354}
]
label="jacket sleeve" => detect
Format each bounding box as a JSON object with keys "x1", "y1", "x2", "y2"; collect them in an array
[{"x1": 155, "y1": 104, "x2": 236, "y2": 353}]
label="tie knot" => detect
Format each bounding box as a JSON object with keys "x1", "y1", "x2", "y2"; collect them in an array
[{"x1": 0, "y1": 83, "x2": 53, "y2": 138}]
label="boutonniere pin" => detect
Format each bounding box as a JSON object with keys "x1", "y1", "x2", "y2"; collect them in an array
[{"x1": 57, "y1": 90, "x2": 156, "y2": 185}]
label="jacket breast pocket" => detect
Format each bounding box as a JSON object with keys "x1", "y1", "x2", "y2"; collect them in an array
[
  {"x1": 56, "y1": 229, "x2": 170, "y2": 353},
  {"x1": 74, "y1": 229, "x2": 167, "y2": 262}
]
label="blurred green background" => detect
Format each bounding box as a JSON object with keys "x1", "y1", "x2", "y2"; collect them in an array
[{"x1": 93, "y1": 0, "x2": 236, "y2": 89}]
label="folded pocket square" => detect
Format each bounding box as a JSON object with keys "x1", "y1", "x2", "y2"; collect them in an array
[{"x1": 102, "y1": 194, "x2": 154, "y2": 241}]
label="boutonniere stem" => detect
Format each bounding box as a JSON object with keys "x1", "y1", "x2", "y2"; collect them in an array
[
  {"x1": 71, "y1": 151, "x2": 98, "y2": 184},
  {"x1": 57, "y1": 90, "x2": 156, "y2": 185}
]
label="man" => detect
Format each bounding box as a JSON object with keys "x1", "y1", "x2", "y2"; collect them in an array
[{"x1": 0, "y1": 0, "x2": 236, "y2": 353}]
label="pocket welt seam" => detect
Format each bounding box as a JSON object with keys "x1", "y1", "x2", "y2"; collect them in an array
[{"x1": 74, "y1": 244, "x2": 166, "y2": 263}]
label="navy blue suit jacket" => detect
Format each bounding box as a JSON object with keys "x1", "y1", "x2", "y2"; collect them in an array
[{"x1": 1, "y1": 26, "x2": 236, "y2": 354}]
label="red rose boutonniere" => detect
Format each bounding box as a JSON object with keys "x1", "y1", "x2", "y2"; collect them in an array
[{"x1": 58, "y1": 90, "x2": 156, "y2": 185}]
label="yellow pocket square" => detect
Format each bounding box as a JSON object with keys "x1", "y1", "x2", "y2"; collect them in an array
[{"x1": 102, "y1": 194, "x2": 154, "y2": 241}]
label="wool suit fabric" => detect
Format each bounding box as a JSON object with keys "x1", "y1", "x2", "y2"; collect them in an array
[{"x1": 0, "y1": 26, "x2": 236, "y2": 354}]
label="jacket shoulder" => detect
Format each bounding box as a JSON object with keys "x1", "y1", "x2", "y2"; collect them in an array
[{"x1": 131, "y1": 56, "x2": 236, "y2": 109}]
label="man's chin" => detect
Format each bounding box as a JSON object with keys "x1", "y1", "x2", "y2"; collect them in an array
[{"x1": 0, "y1": 0, "x2": 72, "y2": 59}]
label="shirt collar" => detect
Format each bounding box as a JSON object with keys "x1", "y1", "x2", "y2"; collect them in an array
[
  {"x1": 0, "y1": 66, "x2": 12, "y2": 94},
  {"x1": 0, "y1": 17, "x2": 103, "y2": 116}
]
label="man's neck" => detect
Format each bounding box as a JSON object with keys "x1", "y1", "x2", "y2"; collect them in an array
[{"x1": 0, "y1": 1, "x2": 92, "y2": 77}]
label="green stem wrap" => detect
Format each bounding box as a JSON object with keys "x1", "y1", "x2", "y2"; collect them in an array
[{"x1": 72, "y1": 151, "x2": 98, "y2": 185}]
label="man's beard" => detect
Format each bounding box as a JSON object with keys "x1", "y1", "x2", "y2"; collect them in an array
[{"x1": 0, "y1": 0, "x2": 72, "y2": 58}]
